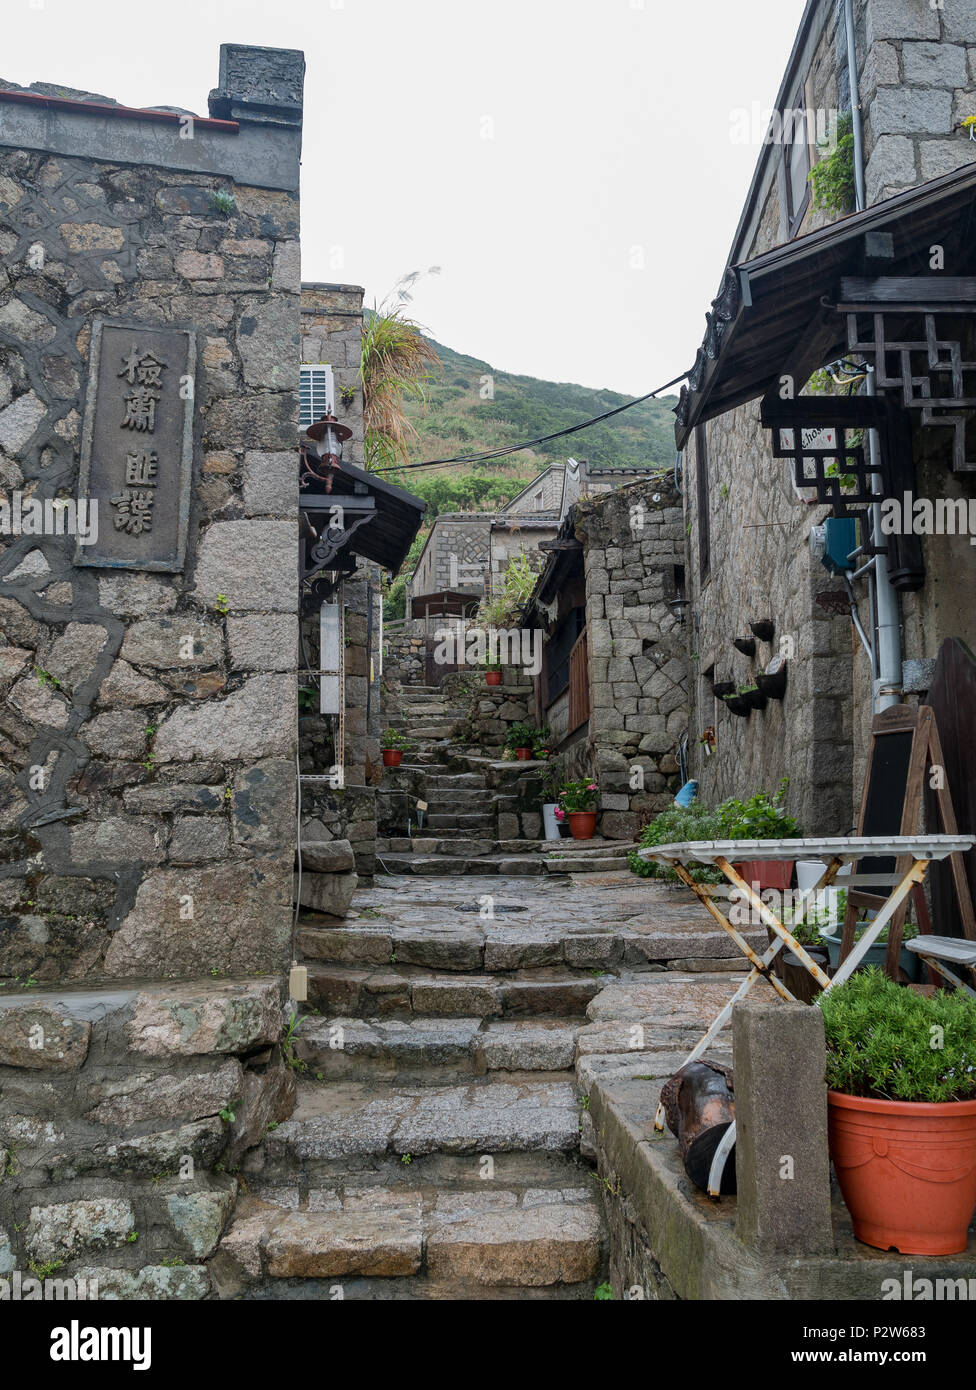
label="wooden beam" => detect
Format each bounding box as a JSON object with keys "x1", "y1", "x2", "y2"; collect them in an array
[{"x1": 839, "y1": 276, "x2": 976, "y2": 307}]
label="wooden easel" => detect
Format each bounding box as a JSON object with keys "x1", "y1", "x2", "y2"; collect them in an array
[{"x1": 840, "y1": 705, "x2": 976, "y2": 978}]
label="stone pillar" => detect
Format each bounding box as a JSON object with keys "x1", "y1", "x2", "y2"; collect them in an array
[{"x1": 732, "y1": 998, "x2": 834, "y2": 1256}]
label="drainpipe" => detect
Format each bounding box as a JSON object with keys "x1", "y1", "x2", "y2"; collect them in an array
[{"x1": 845, "y1": 0, "x2": 903, "y2": 711}]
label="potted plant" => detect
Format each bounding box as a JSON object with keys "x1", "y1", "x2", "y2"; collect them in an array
[
  {"x1": 756, "y1": 654, "x2": 788, "y2": 701},
  {"x1": 819, "y1": 969, "x2": 976, "y2": 1254},
  {"x1": 557, "y1": 778, "x2": 600, "y2": 839},
  {"x1": 749, "y1": 619, "x2": 775, "y2": 643},
  {"x1": 711, "y1": 680, "x2": 736, "y2": 699},
  {"x1": 532, "y1": 724, "x2": 552, "y2": 760},
  {"x1": 505, "y1": 721, "x2": 537, "y2": 761},
  {"x1": 484, "y1": 660, "x2": 502, "y2": 687},
  {"x1": 819, "y1": 912, "x2": 921, "y2": 982},
  {"x1": 542, "y1": 763, "x2": 569, "y2": 840},
  {"x1": 381, "y1": 728, "x2": 410, "y2": 767},
  {"x1": 721, "y1": 692, "x2": 751, "y2": 718},
  {"x1": 737, "y1": 683, "x2": 767, "y2": 712},
  {"x1": 628, "y1": 799, "x2": 725, "y2": 885},
  {"x1": 717, "y1": 779, "x2": 800, "y2": 892}
]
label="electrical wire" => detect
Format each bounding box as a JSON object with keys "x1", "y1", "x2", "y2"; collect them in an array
[{"x1": 371, "y1": 368, "x2": 691, "y2": 475}]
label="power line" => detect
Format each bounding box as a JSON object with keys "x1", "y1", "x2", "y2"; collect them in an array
[{"x1": 371, "y1": 368, "x2": 690, "y2": 475}]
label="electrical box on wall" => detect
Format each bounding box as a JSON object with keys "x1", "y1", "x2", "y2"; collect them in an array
[{"x1": 820, "y1": 517, "x2": 858, "y2": 576}]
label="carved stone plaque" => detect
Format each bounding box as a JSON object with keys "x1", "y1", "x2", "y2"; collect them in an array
[{"x1": 75, "y1": 319, "x2": 196, "y2": 571}]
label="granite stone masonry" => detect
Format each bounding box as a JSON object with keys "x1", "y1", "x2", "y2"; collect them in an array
[
  {"x1": 0, "y1": 45, "x2": 304, "y2": 983},
  {"x1": 0, "y1": 45, "x2": 304, "y2": 1300},
  {"x1": 680, "y1": 0, "x2": 976, "y2": 831}
]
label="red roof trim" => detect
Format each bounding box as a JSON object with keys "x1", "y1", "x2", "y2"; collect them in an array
[{"x1": 0, "y1": 87, "x2": 239, "y2": 132}]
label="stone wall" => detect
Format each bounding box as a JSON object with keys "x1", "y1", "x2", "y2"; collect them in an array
[
  {"x1": 684, "y1": 417, "x2": 856, "y2": 837},
  {"x1": 0, "y1": 979, "x2": 293, "y2": 1298},
  {"x1": 0, "y1": 45, "x2": 303, "y2": 983},
  {"x1": 295, "y1": 284, "x2": 377, "y2": 901},
  {"x1": 384, "y1": 622, "x2": 425, "y2": 687},
  {"x1": 681, "y1": 0, "x2": 976, "y2": 831},
  {"x1": 576, "y1": 479, "x2": 688, "y2": 840}
]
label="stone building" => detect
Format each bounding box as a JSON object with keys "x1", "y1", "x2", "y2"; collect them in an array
[
  {"x1": 296, "y1": 281, "x2": 425, "y2": 904},
  {"x1": 525, "y1": 476, "x2": 688, "y2": 840},
  {"x1": 0, "y1": 44, "x2": 308, "y2": 1291},
  {"x1": 677, "y1": 0, "x2": 976, "y2": 845}
]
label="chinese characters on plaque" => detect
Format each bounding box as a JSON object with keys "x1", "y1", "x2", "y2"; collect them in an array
[{"x1": 76, "y1": 321, "x2": 196, "y2": 572}]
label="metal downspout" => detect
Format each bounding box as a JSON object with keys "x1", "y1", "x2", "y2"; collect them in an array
[{"x1": 845, "y1": 0, "x2": 903, "y2": 711}]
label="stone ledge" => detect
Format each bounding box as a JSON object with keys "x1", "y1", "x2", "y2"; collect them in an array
[{"x1": 588, "y1": 1076, "x2": 976, "y2": 1300}]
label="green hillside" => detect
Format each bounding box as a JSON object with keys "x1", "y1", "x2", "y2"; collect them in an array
[
  {"x1": 382, "y1": 338, "x2": 678, "y2": 617},
  {"x1": 402, "y1": 338, "x2": 679, "y2": 476}
]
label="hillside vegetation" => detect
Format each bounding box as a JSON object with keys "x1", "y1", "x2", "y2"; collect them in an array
[
  {"x1": 401, "y1": 337, "x2": 679, "y2": 475},
  {"x1": 382, "y1": 338, "x2": 678, "y2": 618}
]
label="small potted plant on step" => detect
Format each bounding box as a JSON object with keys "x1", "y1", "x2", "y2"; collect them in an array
[
  {"x1": 820, "y1": 968, "x2": 976, "y2": 1255},
  {"x1": 506, "y1": 721, "x2": 537, "y2": 761},
  {"x1": 532, "y1": 724, "x2": 552, "y2": 760},
  {"x1": 557, "y1": 778, "x2": 600, "y2": 840},
  {"x1": 484, "y1": 659, "x2": 502, "y2": 687},
  {"x1": 381, "y1": 728, "x2": 410, "y2": 767}
]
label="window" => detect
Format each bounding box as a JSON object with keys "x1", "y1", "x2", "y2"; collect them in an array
[
  {"x1": 544, "y1": 606, "x2": 585, "y2": 706},
  {"x1": 535, "y1": 490, "x2": 544, "y2": 510},
  {"x1": 784, "y1": 87, "x2": 810, "y2": 234},
  {"x1": 300, "y1": 363, "x2": 333, "y2": 430},
  {"x1": 695, "y1": 423, "x2": 710, "y2": 582}
]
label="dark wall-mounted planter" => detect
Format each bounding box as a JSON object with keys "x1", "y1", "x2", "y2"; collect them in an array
[
  {"x1": 712, "y1": 681, "x2": 736, "y2": 699},
  {"x1": 750, "y1": 620, "x2": 775, "y2": 643},
  {"x1": 722, "y1": 695, "x2": 752, "y2": 718},
  {"x1": 732, "y1": 636, "x2": 756, "y2": 657},
  {"x1": 737, "y1": 687, "x2": 767, "y2": 711},
  {"x1": 756, "y1": 656, "x2": 788, "y2": 701}
]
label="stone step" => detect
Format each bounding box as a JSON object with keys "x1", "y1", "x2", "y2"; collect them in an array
[
  {"x1": 377, "y1": 853, "x2": 545, "y2": 876},
  {"x1": 376, "y1": 838, "x2": 550, "y2": 855},
  {"x1": 216, "y1": 1180, "x2": 603, "y2": 1293},
  {"x1": 294, "y1": 1016, "x2": 581, "y2": 1083},
  {"x1": 262, "y1": 1077, "x2": 584, "y2": 1165},
  {"x1": 422, "y1": 773, "x2": 487, "y2": 789},
  {"x1": 545, "y1": 838, "x2": 633, "y2": 857},
  {"x1": 304, "y1": 964, "x2": 604, "y2": 1019},
  {"x1": 426, "y1": 787, "x2": 493, "y2": 805},
  {"x1": 300, "y1": 903, "x2": 759, "y2": 978},
  {"x1": 401, "y1": 838, "x2": 495, "y2": 858},
  {"x1": 544, "y1": 855, "x2": 631, "y2": 874},
  {"x1": 423, "y1": 814, "x2": 493, "y2": 831}
]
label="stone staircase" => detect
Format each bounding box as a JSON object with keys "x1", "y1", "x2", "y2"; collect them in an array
[
  {"x1": 376, "y1": 682, "x2": 632, "y2": 877},
  {"x1": 213, "y1": 893, "x2": 609, "y2": 1297}
]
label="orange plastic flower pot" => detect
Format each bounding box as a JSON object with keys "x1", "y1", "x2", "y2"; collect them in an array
[
  {"x1": 828, "y1": 1090, "x2": 976, "y2": 1255},
  {"x1": 515, "y1": 748, "x2": 533, "y2": 760},
  {"x1": 568, "y1": 811, "x2": 597, "y2": 840},
  {"x1": 485, "y1": 671, "x2": 502, "y2": 686},
  {"x1": 382, "y1": 749, "x2": 403, "y2": 767}
]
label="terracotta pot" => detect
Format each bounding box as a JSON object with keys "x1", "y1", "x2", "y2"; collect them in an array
[
  {"x1": 382, "y1": 749, "x2": 403, "y2": 767},
  {"x1": 515, "y1": 748, "x2": 533, "y2": 760},
  {"x1": 828, "y1": 1090, "x2": 976, "y2": 1255},
  {"x1": 568, "y1": 811, "x2": 597, "y2": 839},
  {"x1": 485, "y1": 670, "x2": 502, "y2": 686},
  {"x1": 734, "y1": 859, "x2": 794, "y2": 893}
]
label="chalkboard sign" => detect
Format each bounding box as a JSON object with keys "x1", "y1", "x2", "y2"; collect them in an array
[
  {"x1": 858, "y1": 727, "x2": 915, "y2": 877},
  {"x1": 841, "y1": 704, "x2": 975, "y2": 975}
]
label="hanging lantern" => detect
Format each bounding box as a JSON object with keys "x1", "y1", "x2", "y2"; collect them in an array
[{"x1": 304, "y1": 412, "x2": 353, "y2": 492}]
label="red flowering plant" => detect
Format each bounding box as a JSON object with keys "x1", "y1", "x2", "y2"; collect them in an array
[{"x1": 557, "y1": 779, "x2": 600, "y2": 816}]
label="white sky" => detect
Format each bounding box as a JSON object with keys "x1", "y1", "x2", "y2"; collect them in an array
[{"x1": 2, "y1": 0, "x2": 808, "y2": 396}]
